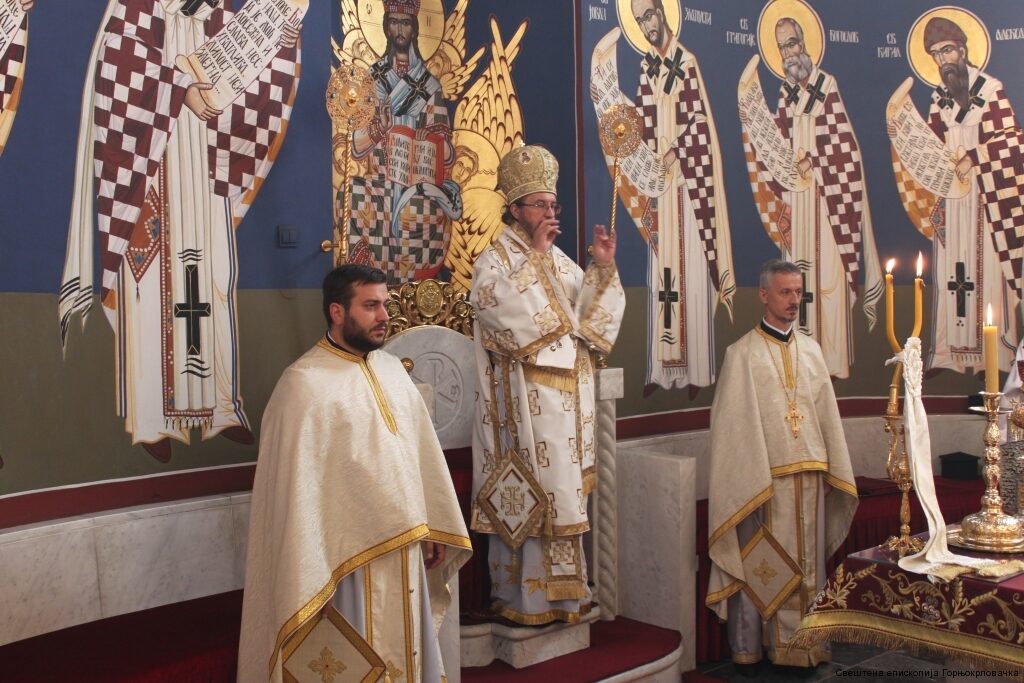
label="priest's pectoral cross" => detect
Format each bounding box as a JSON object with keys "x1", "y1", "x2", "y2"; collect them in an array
[
  {"x1": 946, "y1": 261, "x2": 975, "y2": 325},
  {"x1": 785, "y1": 400, "x2": 803, "y2": 438},
  {"x1": 174, "y1": 263, "x2": 211, "y2": 358},
  {"x1": 658, "y1": 267, "x2": 679, "y2": 331},
  {"x1": 799, "y1": 272, "x2": 814, "y2": 329}
]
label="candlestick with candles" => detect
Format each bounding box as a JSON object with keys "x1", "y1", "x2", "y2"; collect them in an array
[
  {"x1": 951, "y1": 303, "x2": 1024, "y2": 551},
  {"x1": 880, "y1": 255, "x2": 924, "y2": 556}
]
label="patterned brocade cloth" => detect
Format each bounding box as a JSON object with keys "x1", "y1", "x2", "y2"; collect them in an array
[{"x1": 793, "y1": 541, "x2": 1024, "y2": 679}]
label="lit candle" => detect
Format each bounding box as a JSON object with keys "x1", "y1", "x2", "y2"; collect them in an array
[
  {"x1": 984, "y1": 303, "x2": 999, "y2": 393},
  {"x1": 911, "y1": 252, "x2": 924, "y2": 338},
  {"x1": 885, "y1": 259, "x2": 899, "y2": 352}
]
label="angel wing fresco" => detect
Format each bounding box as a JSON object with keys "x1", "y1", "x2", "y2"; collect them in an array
[{"x1": 444, "y1": 17, "x2": 528, "y2": 293}]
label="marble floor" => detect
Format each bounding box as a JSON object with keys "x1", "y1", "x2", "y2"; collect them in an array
[{"x1": 698, "y1": 643, "x2": 1017, "y2": 682}]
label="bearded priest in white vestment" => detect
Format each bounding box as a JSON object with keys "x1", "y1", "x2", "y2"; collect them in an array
[
  {"x1": 469, "y1": 144, "x2": 626, "y2": 625},
  {"x1": 238, "y1": 265, "x2": 471, "y2": 683},
  {"x1": 706, "y1": 260, "x2": 857, "y2": 670}
]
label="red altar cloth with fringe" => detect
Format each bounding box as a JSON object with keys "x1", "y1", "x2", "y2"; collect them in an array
[{"x1": 793, "y1": 540, "x2": 1024, "y2": 679}]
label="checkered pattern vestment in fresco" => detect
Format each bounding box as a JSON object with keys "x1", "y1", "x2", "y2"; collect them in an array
[
  {"x1": 745, "y1": 79, "x2": 865, "y2": 295},
  {"x1": 90, "y1": 0, "x2": 299, "y2": 300},
  {"x1": 0, "y1": 15, "x2": 26, "y2": 117},
  {"x1": 946, "y1": 87, "x2": 1024, "y2": 299},
  {"x1": 636, "y1": 57, "x2": 721, "y2": 290}
]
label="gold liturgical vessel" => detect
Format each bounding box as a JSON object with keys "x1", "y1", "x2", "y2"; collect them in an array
[
  {"x1": 322, "y1": 62, "x2": 377, "y2": 264},
  {"x1": 950, "y1": 392, "x2": 1024, "y2": 552}
]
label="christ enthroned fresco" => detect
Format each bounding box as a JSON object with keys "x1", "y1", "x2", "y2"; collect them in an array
[{"x1": 738, "y1": 0, "x2": 883, "y2": 380}]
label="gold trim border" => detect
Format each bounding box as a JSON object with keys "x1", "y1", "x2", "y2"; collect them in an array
[
  {"x1": 739, "y1": 525, "x2": 803, "y2": 620},
  {"x1": 269, "y1": 524, "x2": 431, "y2": 674}
]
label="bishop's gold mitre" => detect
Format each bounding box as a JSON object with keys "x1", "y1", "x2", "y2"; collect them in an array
[{"x1": 497, "y1": 144, "x2": 559, "y2": 204}]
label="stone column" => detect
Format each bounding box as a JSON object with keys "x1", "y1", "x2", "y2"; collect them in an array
[{"x1": 592, "y1": 366, "x2": 623, "y2": 620}]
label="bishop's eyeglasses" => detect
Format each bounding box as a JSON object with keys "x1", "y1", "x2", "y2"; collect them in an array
[{"x1": 514, "y1": 200, "x2": 562, "y2": 215}]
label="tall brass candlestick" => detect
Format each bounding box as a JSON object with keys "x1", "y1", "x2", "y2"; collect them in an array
[
  {"x1": 954, "y1": 392, "x2": 1024, "y2": 552},
  {"x1": 880, "y1": 256, "x2": 923, "y2": 556}
]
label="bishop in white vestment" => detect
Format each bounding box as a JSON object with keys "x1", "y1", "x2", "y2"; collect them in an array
[{"x1": 469, "y1": 145, "x2": 625, "y2": 624}]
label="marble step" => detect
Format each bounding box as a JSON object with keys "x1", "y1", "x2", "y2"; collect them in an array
[{"x1": 460, "y1": 606, "x2": 600, "y2": 669}]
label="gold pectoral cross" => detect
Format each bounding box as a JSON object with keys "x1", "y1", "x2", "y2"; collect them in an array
[{"x1": 785, "y1": 400, "x2": 803, "y2": 438}]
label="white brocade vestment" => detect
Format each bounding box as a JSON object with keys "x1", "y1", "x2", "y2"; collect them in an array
[
  {"x1": 238, "y1": 340, "x2": 471, "y2": 683},
  {"x1": 469, "y1": 225, "x2": 625, "y2": 624},
  {"x1": 706, "y1": 325, "x2": 857, "y2": 666}
]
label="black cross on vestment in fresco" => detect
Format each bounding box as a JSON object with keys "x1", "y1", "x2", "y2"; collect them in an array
[
  {"x1": 799, "y1": 271, "x2": 814, "y2": 328},
  {"x1": 660, "y1": 48, "x2": 687, "y2": 94},
  {"x1": 783, "y1": 82, "x2": 801, "y2": 105},
  {"x1": 947, "y1": 261, "x2": 975, "y2": 319},
  {"x1": 803, "y1": 73, "x2": 827, "y2": 114},
  {"x1": 181, "y1": 0, "x2": 218, "y2": 17},
  {"x1": 658, "y1": 267, "x2": 679, "y2": 329},
  {"x1": 936, "y1": 86, "x2": 955, "y2": 110},
  {"x1": 396, "y1": 72, "x2": 432, "y2": 116},
  {"x1": 370, "y1": 60, "x2": 391, "y2": 87},
  {"x1": 174, "y1": 264, "x2": 211, "y2": 356},
  {"x1": 644, "y1": 53, "x2": 662, "y2": 79}
]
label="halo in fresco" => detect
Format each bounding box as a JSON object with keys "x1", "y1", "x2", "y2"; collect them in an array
[
  {"x1": 757, "y1": 0, "x2": 824, "y2": 80},
  {"x1": 907, "y1": 6, "x2": 989, "y2": 88},
  {"x1": 359, "y1": 0, "x2": 445, "y2": 61},
  {"x1": 616, "y1": 0, "x2": 680, "y2": 54}
]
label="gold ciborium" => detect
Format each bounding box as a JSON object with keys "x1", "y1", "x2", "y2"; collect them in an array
[{"x1": 953, "y1": 392, "x2": 1024, "y2": 552}]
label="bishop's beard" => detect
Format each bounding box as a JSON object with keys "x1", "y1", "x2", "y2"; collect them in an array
[
  {"x1": 940, "y1": 60, "x2": 971, "y2": 109},
  {"x1": 784, "y1": 52, "x2": 814, "y2": 85}
]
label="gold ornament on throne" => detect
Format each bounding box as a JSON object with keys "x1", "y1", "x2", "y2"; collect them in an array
[
  {"x1": 384, "y1": 278, "x2": 474, "y2": 339},
  {"x1": 332, "y1": 0, "x2": 530, "y2": 293}
]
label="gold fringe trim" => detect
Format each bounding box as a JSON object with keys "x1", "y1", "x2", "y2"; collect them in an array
[
  {"x1": 791, "y1": 612, "x2": 1024, "y2": 677},
  {"x1": 493, "y1": 601, "x2": 592, "y2": 626},
  {"x1": 522, "y1": 363, "x2": 578, "y2": 393},
  {"x1": 582, "y1": 469, "x2": 596, "y2": 495},
  {"x1": 546, "y1": 579, "x2": 588, "y2": 601}
]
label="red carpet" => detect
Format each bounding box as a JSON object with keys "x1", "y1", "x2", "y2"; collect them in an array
[
  {"x1": 0, "y1": 591, "x2": 243, "y2": 683},
  {"x1": 461, "y1": 616, "x2": 681, "y2": 682},
  {"x1": 0, "y1": 591, "x2": 680, "y2": 683}
]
